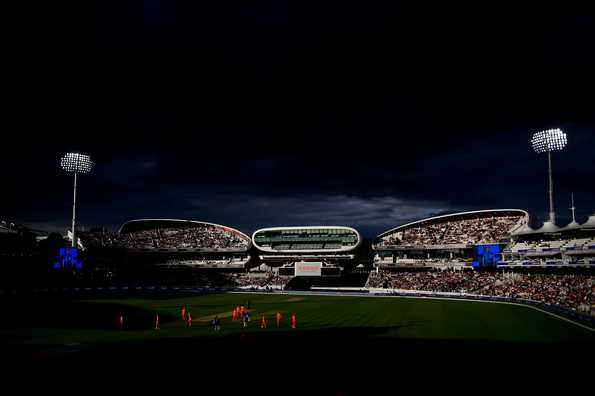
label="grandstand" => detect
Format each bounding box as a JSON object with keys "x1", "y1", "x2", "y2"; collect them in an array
[
  {"x1": 500, "y1": 213, "x2": 595, "y2": 267},
  {"x1": 373, "y1": 209, "x2": 528, "y2": 269},
  {"x1": 252, "y1": 226, "x2": 362, "y2": 275},
  {"x1": 79, "y1": 219, "x2": 252, "y2": 269},
  {"x1": 366, "y1": 269, "x2": 595, "y2": 315},
  {"x1": 366, "y1": 210, "x2": 595, "y2": 315},
  {"x1": 119, "y1": 219, "x2": 250, "y2": 251}
]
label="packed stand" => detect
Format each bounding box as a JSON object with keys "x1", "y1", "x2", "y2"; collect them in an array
[
  {"x1": 377, "y1": 215, "x2": 521, "y2": 247},
  {"x1": 80, "y1": 225, "x2": 250, "y2": 250},
  {"x1": 478, "y1": 273, "x2": 594, "y2": 310},
  {"x1": 233, "y1": 272, "x2": 291, "y2": 289},
  {"x1": 368, "y1": 270, "x2": 498, "y2": 293},
  {"x1": 367, "y1": 270, "x2": 595, "y2": 312},
  {"x1": 159, "y1": 258, "x2": 248, "y2": 268},
  {"x1": 231, "y1": 272, "x2": 292, "y2": 289}
]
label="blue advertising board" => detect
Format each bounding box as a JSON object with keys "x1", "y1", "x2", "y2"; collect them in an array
[{"x1": 54, "y1": 247, "x2": 82, "y2": 269}]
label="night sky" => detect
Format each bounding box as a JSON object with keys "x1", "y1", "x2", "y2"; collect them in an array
[{"x1": 3, "y1": 3, "x2": 594, "y2": 237}]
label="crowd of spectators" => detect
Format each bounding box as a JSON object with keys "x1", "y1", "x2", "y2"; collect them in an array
[
  {"x1": 374, "y1": 257, "x2": 472, "y2": 268},
  {"x1": 231, "y1": 272, "x2": 292, "y2": 289},
  {"x1": 377, "y1": 215, "x2": 521, "y2": 247},
  {"x1": 478, "y1": 273, "x2": 594, "y2": 310},
  {"x1": 161, "y1": 258, "x2": 248, "y2": 268},
  {"x1": 367, "y1": 270, "x2": 498, "y2": 292},
  {"x1": 80, "y1": 226, "x2": 250, "y2": 250},
  {"x1": 367, "y1": 270, "x2": 595, "y2": 312}
]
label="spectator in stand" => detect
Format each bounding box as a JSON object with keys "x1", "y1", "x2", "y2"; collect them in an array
[
  {"x1": 367, "y1": 270, "x2": 595, "y2": 312},
  {"x1": 79, "y1": 224, "x2": 250, "y2": 250},
  {"x1": 377, "y1": 215, "x2": 522, "y2": 247}
]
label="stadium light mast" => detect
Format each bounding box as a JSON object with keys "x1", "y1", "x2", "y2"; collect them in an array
[
  {"x1": 569, "y1": 193, "x2": 576, "y2": 224},
  {"x1": 531, "y1": 128, "x2": 567, "y2": 225},
  {"x1": 60, "y1": 153, "x2": 93, "y2": 248}
]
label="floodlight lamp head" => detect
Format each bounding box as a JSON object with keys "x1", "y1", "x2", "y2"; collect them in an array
[
  {"x1": 61, "y1": 153, "x2": 93, "y2": 174},
  {"x1": 531, "y1": 128, "x2": 567, "y2": 153}
]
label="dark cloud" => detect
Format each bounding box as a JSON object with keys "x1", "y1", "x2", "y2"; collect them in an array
[{"x1": 2, "y1": 3, "x2": 594, "y2": 236}]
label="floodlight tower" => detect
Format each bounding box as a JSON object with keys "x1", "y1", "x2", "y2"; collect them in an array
[
  {"x1": 531, "y1": 128, "x2": 567, "y2": 225},
  {"x1": 569, "y1": 193, "x2": 576, "y2": 224},
  {"x1": 60, "y1": 153, "x2": 93, "y2": 248}
]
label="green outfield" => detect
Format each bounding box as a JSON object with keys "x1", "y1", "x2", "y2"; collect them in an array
[{"x1": 3, "y1": 292, "x2": 594, "y2": 349}]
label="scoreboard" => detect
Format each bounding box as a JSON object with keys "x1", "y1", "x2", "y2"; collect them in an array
[{"x1": 295, "y1": 261, "x2": 322, "y2": 276}]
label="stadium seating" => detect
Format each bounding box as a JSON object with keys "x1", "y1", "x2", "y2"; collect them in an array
[
  {"x1": 232, "y1": 272, "x2": 292, "y2": 289},
  {"x1": 367, "y1": 270, "x2": 595, "y2": 312},
  {"x1": 510, "y1": 241, "x2": 536, "y2": 252},
  {"x1": 159, "y1": 258, "x2": 248, "y2": 269},
  {"x1": 377, "y1": 215, "x2": 522, "y2": 247},
  {"x1": 505, "y1": 238, "x2": 595, "y2": 254},
  {"x1": 80, "y1": 225, "x2": 250, "y2": 251}
]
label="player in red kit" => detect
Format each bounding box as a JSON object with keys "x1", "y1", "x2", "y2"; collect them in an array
[
  {"x1": 155, "y1": 314, "x2": 160, "y2": 330},
  {"x1": 181, "y1": 306, "x2": 186, "y2": 321},
  {"x1": 275, "y1": 311, "x2": 282, "y2": 327},
  {"x1": 187, "y1": 312, "x2": 192, "y2": 327},
  {"x1": 291, "y1": 313, "x2": 297, "y2": 329},
  {"x1": 119, "y1": 315, "x2": 124, "y2": 330}
]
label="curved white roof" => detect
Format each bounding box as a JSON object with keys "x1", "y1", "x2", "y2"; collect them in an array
[
  {"x1": 580, "y1": 215, "x2": 595, "y2": 229},
  {"x1": 511, "y1": 223, "x2": 535, "y2": 236},
  {"x1": 252, "y1": 226, "x2": 362, "y2": 254},
  {"x1": 533, "y1": 221, "x2": 560, "y2": 233},
  {"x1": 118, "y1": 218, "x2": 251, "y2": 241},
  {"x1": 559, "y1": 220, "x2": 581, "y2": 232},
  {"x1": 516, "y1": 215, "x2": 595, "y2": 234},
  {"x1": 376, "y1": 209, "x2": 529, "y2": 239}
]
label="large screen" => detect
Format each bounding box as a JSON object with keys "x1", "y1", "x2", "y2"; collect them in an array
[
  {"x1": 54, "y1": 247, "x2": 82, "y2": 269},
  {"x1": 473, "y1": 244, "x2": 502, "y2": 267},
  {"x1": 295, "y1": 261, "x2": 322, "y2": 276}
]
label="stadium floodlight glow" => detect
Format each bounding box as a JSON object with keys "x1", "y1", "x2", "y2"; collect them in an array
[
  {"x1": 531, "y1": 128, "x2": 567, "y2": 153},
  {"x1": 60, "y1": 153, "x2": 93, "y2": 248},
  {"x1": 530, "y1": 128, "x2": 567, "y2": 225},
  {"x1": 61, "y1": 153, "x2": 93, "y2": 174}
]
